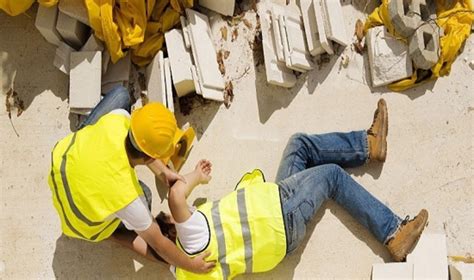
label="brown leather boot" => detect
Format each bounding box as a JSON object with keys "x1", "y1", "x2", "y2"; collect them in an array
[
  {"x1": 386, "y1": 209, "x2": 429, "y2": 262},
  {"x1": 367, "y1": 99, "x2": 388, "y2": 162}
]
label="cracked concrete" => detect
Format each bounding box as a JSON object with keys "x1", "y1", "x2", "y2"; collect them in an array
[{"x1": 1, "y1": 3, "x2": 473, "y2": 279}]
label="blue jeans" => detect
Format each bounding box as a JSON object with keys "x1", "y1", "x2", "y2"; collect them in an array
[
  {"x1": 276, "y1": 132, "x2": 402, "y2": 254},
  {"x1": 78, "y1": 85, "x2": 131, "y2": 130}
]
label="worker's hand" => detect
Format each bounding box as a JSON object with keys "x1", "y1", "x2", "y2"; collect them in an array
[
  {"x1": 195, "y1": 160, "x2": 212, "y2": 184},
  {"x1": 190, "y1": 251, "x2": 215, "y2": 274},
  {"x1": 163, "y1": 168, "x2": 186, "y2": 187}
]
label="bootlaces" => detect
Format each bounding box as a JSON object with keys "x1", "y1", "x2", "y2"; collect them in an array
[{"x1": 401, "y1": 215, "x2": 411, "y2": 226}]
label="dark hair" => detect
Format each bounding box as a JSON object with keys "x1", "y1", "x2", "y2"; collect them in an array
[
  {"x1": 156, "y1": 212, "x2": 177, "y2": 243},
  {"x1": 125, "y1": 133, "x2": 152, "y2": 161}
]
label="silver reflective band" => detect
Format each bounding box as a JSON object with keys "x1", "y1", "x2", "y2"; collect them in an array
[
  {"x1": 128, "y1": 129, "x2": 144, "y2": 153},
  {"x1": 237, "y1": 188, "x2": 253, "y2": 273},
  {"x1": 211, "y1": 201, "x2": 230, "y2": 280}
]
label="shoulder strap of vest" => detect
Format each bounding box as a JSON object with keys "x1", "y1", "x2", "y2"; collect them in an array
[{"x1": 234, "y1": 169, "x2": 266, "y2": 191}]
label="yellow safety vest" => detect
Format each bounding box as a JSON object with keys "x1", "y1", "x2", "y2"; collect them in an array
[
  {"x1": 48, "y1": 113, "x2": 143, "y2": 242},
  {"x1": 176, "y1": 169, "x2": 287, "y2": 279}
]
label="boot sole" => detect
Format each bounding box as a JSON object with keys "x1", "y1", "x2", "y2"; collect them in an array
[{"x1": 378, "y1": 99, "x2": 388, "y2": 162}]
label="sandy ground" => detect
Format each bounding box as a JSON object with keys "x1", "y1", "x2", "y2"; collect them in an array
[{"x1": 1, "y1": 2, "x2": 473, "y2": 279}]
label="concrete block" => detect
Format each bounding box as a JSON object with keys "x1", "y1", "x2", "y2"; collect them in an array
[
  {"x1": 53, "y1": 42, "x2": 75, "y2": 75},
  {"x1": 279, "y1": 5, "x2": 314, "y2": 72},
  {"x1": 449, "y1": 263, "x2": 474, "y2": 280},
  {"x1": 56, "y1": 11, "x2": 89, "y2": 50},
  {"x1": 298, "y1": 0, "x2": 325, "y2": 56},
  {"x1": 388, "y1": 0, "x2": 425, "y2": 37},
  {"x1": 185, "y1": 9, "x2": 224, "y2": 101},
  {"x1": 80, "y1": 35, "x2": 104, "y2": 52},
  {"x1": 408, "y1": 23, "x2": 440, "y2": 70},
  {"x1": 271, "y1": 5, "x2": 287, "y2": 62},
  {"x1": 180, "y1": 16, "x2": 192, "y2": 49},
  {"x1": 35, "y1": 4, "x2": 63, "y2": 46},
  {"x1": 321, "y1": 0, "x2": 349, "y2": 47},
  {"x1": 58, "y1": 0, "x2": 90, "y2": 26},
  {"x1": 372, "y1": 263, "x2": 413, "y2": 280},
  {"x1": 164, "y1": 58, "x2": 174, "y2": 112},
  {"x1": 407, "y1": 233, "x2": 448, "y2": 280},
  {"x1": 199, "y1": 0, "x2": 235, "y2": 16},
  {"x1": 257, "y1": 1, "x2": 296, "y2": 88},
  {"x1": 102, "y1": 53, "x2": 131, "y2": 85},
  {"x1": 145, "y1": 50, "x2": 166, "y2": 104},
  {"x1": 366, "y1": 26, "x2": 413, "y2": 87},
  {"x1": 313, "y1": 0, "x2": 334, "y2": 55},
  {"x1": 69, "y1": 51, "x2": 101, "y2": 109},
  {"x1": 165, "y1": 29, "x2": 195, "y2": 97}
]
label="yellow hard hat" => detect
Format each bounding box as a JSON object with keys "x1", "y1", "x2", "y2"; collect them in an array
[{"x1": 130, "y1": 102, "x2": 177, "y2": 159}]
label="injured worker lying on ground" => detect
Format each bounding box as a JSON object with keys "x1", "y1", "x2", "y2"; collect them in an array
[{"x1": 160, "y1": 99, "x2": 429, "y2": 279}]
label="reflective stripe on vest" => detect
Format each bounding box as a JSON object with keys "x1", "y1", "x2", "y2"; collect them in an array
[{"x1": 176, "y1": 169, "x2": 286, "y2": 280}]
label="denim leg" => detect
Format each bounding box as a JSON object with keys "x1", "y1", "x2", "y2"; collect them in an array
[
  {"x1": 275, "y1": 131, "x2": 369, "y2": 183},
  {"x1": 279, "y1": 164, "x2": 401, "y2": 254},
  {"x1": 78, "y1": 85, "x2": 131, "y2": 130}
]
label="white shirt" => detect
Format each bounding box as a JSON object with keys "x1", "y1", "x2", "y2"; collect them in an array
[
  {"x1": 108, "y1": 109, "x2": 153, "y2": 232},
  {"x1": 175, "y1": 208, "x2": 210, "y2": 254}
]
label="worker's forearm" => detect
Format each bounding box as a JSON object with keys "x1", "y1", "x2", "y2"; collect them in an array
[
  {"x1": 172, "y1": 171, "x2": 200, "y2": 198},
  {"x1": 150, "y1": 234, "x2": 196, "y2": 271},
  {"x1": 147, "y1": 159, "x2": 167, "y2": 177}
]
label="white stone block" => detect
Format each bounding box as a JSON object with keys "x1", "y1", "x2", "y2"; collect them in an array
[
  {"x1": 407, "y1": 233, "x2": 449, "y2": 280},
  {"x1": 145, "y1": 50, "x2": 166, "y2": 104},
  {"x1": 53, "y1": 42, "x2": 74, "y2": 75},
  {"x1": 313, "y1": 0, "x2": 334, "y2": 54},
  {"x1": 298, "y1": 0, "x2": 325, "y2": 56},
  {"x1": 35, "y1": 4, "x2": 62, "y2": 46},
  {"x1": 279, "y1": 5, "x2": 314, "y2": 72},
  {"x1": 271, "y1": 5, "x2": 286, "y2": 62},
  {"x1": 257, "y1": 1, "x2": 297, "y2": 88},
  {"x1": 366, "y1": 26, "x2": 413, "y2": 87},
  {"x1": 185, "y1": 9, "x2": 224, "y2": 101},
  {"x1": 164, "y1": 58, "x2": 174, "y2": 112},
  {"x1": 372, "y1": 263, "x2": 413, "y2": 280},
  {"x1": 56, "y1": 11, "x2": 89, "y2": 50},
  {"x1": 69, "y1": 51, "x2": 101, "y2": 110},
  {"x1": 321, "y1": 0, "x2": 349, "y2": 47},
  {"x1": 165, "y1": 29, "x2": 195, "y2": 97},
  {"x1": 199, "y1": 0, "x2": 235, "y2": 16},
  {"x1": 102, "y1": 53, "x2": 131, "y2": 85},
  {"x1": 58, "y1": 0, "x2": 90, "y2": 26},
  {"x1": 449, "y1": 263, "x2": 474, "y2": 280}
]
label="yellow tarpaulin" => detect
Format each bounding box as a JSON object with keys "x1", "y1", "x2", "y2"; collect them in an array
[
  {"x1": 364, "y1": 0, "x2": 473, "y2": 91},
  {"x1": 0, "y1": 0, "x2": 193, "y2": 66}
]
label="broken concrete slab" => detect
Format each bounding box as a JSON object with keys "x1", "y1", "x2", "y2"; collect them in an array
[
  {"x1": 185, "y1": 9, "x2": 224, "y2": 101},
  {"x1": 257, "y1": 1, "x2": 297, "y2": 88},
  {"x1": 388, "y1": 0, "x2": 423, "y2": 37},
  {"x1": 279, "y1": 5, "x2": 314, "y2": 72},
  {"x1": 35, "y1": 4, "x2": 63, "y2": 46},
  {"x1": 165, "y1": 29, "x2": 195, "y2": 97},
  {"x1": 56, "y1": 11, "x2": 89, "y2": 50},
  {"x1": 299, "y1": 0, "x2": 325, "y2": 56},
  {"x1": 164, "y1": 58, "x2": 174, "y2": 112},
  {"x1": 372, "y1": 263, "x2": 413, "y2": 280},
  {"x1": 145, "y1": 50, "x2": 166, "y2": 104},
  {"x1": 102, "y1": 53, "x2": 131, "y2": 85},
  {"x1": 58, "y1": 0, "x2": 90, "y2": 26},
  {"x1": 69, "y1": 51, "x2": 101, "y2": 110},
  {"x1": 199, "y1": 0, "x2": 235, "y2": 16},
  {"x1": 409, "y1": 23, "x2": 440, "y2": 70},
  {"x1": 321, "y1": 0, "x2": 349, "y2": 47},
  {"x1": 313, "y1": 0, "x2": 334, "y2": 55},
  {"x1": 407, "y1": 233, "x2": 449, "y2": 280},
  {"x1": 366, "y1": 26, "x2": 413, "y2": 87},
  {"x1": 53, "y1": 42, "x2": 75, "y2": 75},
  {"x1": 449, "y1": 262, "x2": 474, "y2": 280}
]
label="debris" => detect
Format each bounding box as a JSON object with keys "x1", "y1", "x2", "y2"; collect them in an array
[
  {"x1": 220, "y1": 26, "x2": 228, "y2": 41},
  {"x1": 165, "y1": 29, "x2": 195, "y2": 97},
  {"x1": 408, "y1": 23, "x2": 440, "y2": 70},
  {"x1": 5, "y1": 88, "x2": 22, "y2": 137},
  {"x1": 217, "y1": 50, "x2": 226, "y2": 75},
  {"x1": 56, "y1": 11, "x2": 90, "y2": 50},
  {"x1": 340, "y1": 54, "x2": 349, "y2": 68},
  {"x1": 224, "y1": 81, "x2": 234, "y2": 108},
  {"x1": 313, "y1": 0, "x2": 334, "y2": 54},
  {"x1": 232, "y1": 28, "x2": 239, "y2": 42},
  {"x1": 53, "y1": 42, "x2": 74, "y2": 75},
  {"x1": 353, "y1": 41, "x2": 365, "y2": 54},
  {"x1": 388, "y1": 0, "x2": 427, "y2": 37},
  {"x1": 146, "y1": 50, "x2": 167, "y2": 104},
  {"x1": 366, "y1": 26, "x2": 413, "y2": 87},
  {"x1": 299, "y1": 0, "x2": 325, "y2": 56},
  {"x1": 407, "y1": 233, "x2": 449, "y2": 280},
  {"x1": 198, "y1": 0, "x2": 235, "y2": 16},
  {"x1": 58, "y1": 0, "x2": 90, "y2": 26},
  {"x1": 354, "y1": 19, "x2": 364, "y2": 41},
  {"x1": 102, "y1": 53, "x2": 131, "y2": 86},
  {"x1": 35, "y1": 4, "x2": 62, "y2": 46},
  {"x1": 164, "y1": 58, "x2": 174, "y2": 112},
  {"x1": 243, "y1": 18, "x2": 253, "y2": 29},
  {"x1": 69, "y1": 51, "x2": 102, "y2": 114},
  {"x1": 223, "y1": 50, "x2": 230, "y2": 59},
  {"x1": 321, "y1": 0, "x2": 349, "y2": 47},
  {"x1": 449, "y1": 262, "x2": 474, "y2": 280},
  {"x1": 316, "y1": 53, "x2": 331, "y2": 69},
  {"x1": 372, "y1": 263, "x2": 413, "y2": 280}
]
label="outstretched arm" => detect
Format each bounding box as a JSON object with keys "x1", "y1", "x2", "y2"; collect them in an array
[{"x1": 169, "y1": 160, "x2": 212, "y2": 223}]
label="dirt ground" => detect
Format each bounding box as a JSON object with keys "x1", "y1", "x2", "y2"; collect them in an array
[{"x1": 1, "y1": 2, "x2": 473, "y2": 279}]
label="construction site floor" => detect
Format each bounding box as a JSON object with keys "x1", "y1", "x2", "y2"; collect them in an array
[{"x1": 1, "y1": 3, "x2": 473, "y2": 279}]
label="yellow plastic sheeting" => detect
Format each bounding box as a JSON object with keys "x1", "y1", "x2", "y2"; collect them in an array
[
  {"x1": 364, "y1": 0, "x2": 473, "y2": 91},
  {"x1": 0, "y1": 0, "x2": 57, "y2": 16},
  {"x1": 85, "y1": 0, "x2": 192, "y2": 66}
]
